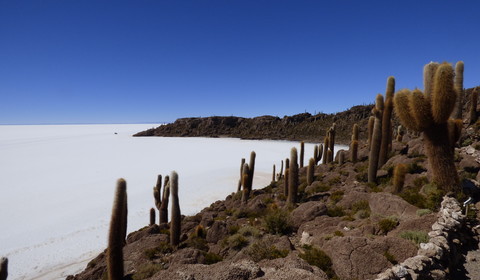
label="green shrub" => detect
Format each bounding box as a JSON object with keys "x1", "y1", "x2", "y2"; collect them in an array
[
  {"x1": 327, "y1": 205, "x2": 345, "y2": 217},
  {"x1": 334, "y1": 230, "x2": 344, "y2": 237},
  {"x1": 384, "y1": 251, "x2": 397, "y2": 265},
  {"x1": 238, "y1": 225, "x2": 262, "y2": 237},
  {"x1": 328, "y1": 176, "x2": 341, "y2": 185},
  {"x1": 351, "y1": 200, "x2": 370, "y2": 213},
  {"x1": 399, "y1": 231, "x2": 429, "y2": 245},
  {"x1": 299, "y1": 246, "x2": 336, "y2": 279},
  {"x1": 330, "y1": 190, "x2": 344, "y2": 203},
  {"x1": 144, "y1": 242, "x2": 173, "y2": 259},
  {"x1": 184, "y1": 236, "x2": 209, "y2": 251},
  {"x1": 399, "y1": 189, "x2": 426, "y2": 209},
  {"x1": 246, "y1": 241, "x2": 289, "y2": 262},
  {"x1": 413, "y1": 176, "x2": 429, "y2": 188},
  {"x1": 228, "y1": 225, "x2": 240, "y2": 235},
  {"x1": 264, "y1": 209, "x2": 292, "y2": 235},
  {"x1": 132, "y1": 263, "x2": 164, "y2": 280},
  {"x1": 378, "y1": 217, "x2": 398, "y2": 234},
  {"x1": 204, "y1": 252, "x2": 223, "y2": 264},
  {"x1": 416, "y1": 209, "x2": 432, "y2": 217},
  {"x1": 408, "y1": 162, "x2": 426, "y2": 174},
  {"x1": 355, "y1": 172, "x2": 368, "y2": 182},
  {"x1": 228, "y1": 234, "x2": 249, "y2": 250}
]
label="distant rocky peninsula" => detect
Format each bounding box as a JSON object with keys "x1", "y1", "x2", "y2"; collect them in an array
[{"x1": 133, "y1": 105, "x2": 374, "y2": 144}]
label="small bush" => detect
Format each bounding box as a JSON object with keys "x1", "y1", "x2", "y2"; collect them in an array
[
  {"x1": 351, "y1": 200, "x2": 370, "y2": 213},
  {"x1": 328, "y1": 176, "x2": 341, "y2": 185},
  {"x1": 327, "y1": 205, "x2": 345, "y2": 217},
  {"x1": 204, "y1": 252, "x2": 223, "y2": 264},
  {"x1": 330, "y1": 190, "x2": 344, "y2": 203},
  {"x1": 334, "y1": 230, "x2": 344, "y2": 237},
  {"x1": 144, "y1": 242, "x2": 173, "y2": 259},
  {"x1": 299, "y1": 246, "x2": 336, "y2": 279},
  {"x1": 356, "y1": 172, "x2": 368, "y2": 182},
  {"x1": 184, "y1": 236, "x2": 209, "y2": 251},
  {"x1": 264, "y1": 209, "x2": 292, "y2": 235},
  {"x1": 132, "y1": 263, "x2": 164, "y2": 280},
  {"x1": 408, "y1": 162, "x2": 427, "y2": 174},
  {"x1": 384, "y1": 251, "x2": 397, "y2": 265},
  {"x1": 246, "y1": 241, "x2": 289, "y2": 262},
  {"x1": 399, "y1": 190, "x2": 426, "y2": 209},
  {"x1": 228, "y1": 225, "x2": 240, "y2": 235},
  {"x1": 228, "y1": 233, "x2": 249, "y2": 250},
  {"x1": 399, "y1": 231, "x2": 429, "y2": 245},
  {"x1": 416, "y1": 209, "x2": 432, "y2": 217},
  {"x1": 378, "y1": 217, "x2": 398, "y2": 234},
  {"x1": 238, "y1": 225, "x2": 262, "y2": 237},
  {"x1": 413, "y1": 176, "x2": 429, "y2": 188}
]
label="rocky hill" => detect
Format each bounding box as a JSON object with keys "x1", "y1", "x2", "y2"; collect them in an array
[{"x1": 133, "y1": 105, "x2": 374, "y2": 144}]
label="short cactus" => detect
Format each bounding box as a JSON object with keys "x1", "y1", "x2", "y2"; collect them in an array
[
  {"x1": 0, "y1": 257, "x2": 7, "y2": 280},
  {"x1": 307, "y1": 158, "x2": 315, "y2": 185},
  {"x1": 159, "y1": 176, "x2": 170, "y2": 224},
  {"x1": 300, "y1": 141, "x2": 305, "y2": 168},
  {"x1": 170, "y1": 171, "x2": 181, "y2": 246},
  {"x1": 287, "y1": 147, "x2": 299, "y2": 205},
  {"x1": 350, "y1": 124, "x2": 359, "y2": 162},
  {"x1": 393, "y1": 164, "x2": 407, "y2": 193},
  {"x1": 107, "y1": 179, "x2": 128, "y2": 280},
  {"x1": 338, "y1": 150, "x2": 345, "y2": 165},
  {"x1": 368, "y1": 94, "x2": 384, "y2": 183},
  {"x1": 149, "y1": 208, "x2": 156, "y2": 226},
  {"x1": 394, "y1": 62, "x2": 461, "y2": 193}
]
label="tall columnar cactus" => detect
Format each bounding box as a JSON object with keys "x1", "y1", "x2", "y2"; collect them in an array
[
  {"x1": 379, "y1": 76, "x2": 395, "y2": 166},
  {"x1": 313, "y1": 145, "x2": 319, "y2": 165},
  {"x1": 0, "y1": 257, "x2": 7, "y2": 280},
  {"x1": 284, "y1": 158, "x2": 290, "y2": 196},
  {"x1": 237, "y1": 158, "x2": 245, "y2": 192},
  {"x1": 322, "y1": 136, "x2": 329, "y2": 164},
  {"x1": 317, "y1": 144, "x2": 323, "y2": 165},
  {"x1": 328, "y1": 124, "x2": 336, "y2": 162},
  {"x1": 241, "y1": 163, "x2": 252, "y2": 203},
  {"x1": 307, "y1": 158, "x2": 315, "y2": 185},
  {"x1": 299, "y1": 141, "x2": 305, "y2": 168},
  {"x1": 368, "y1": 94, "x2": 384, "y2": 184},
  {"x1": 153, "y1": 175, "x2": 162, "y2": 225},
  {"x1": 350, "y1": 124, "x2": 359, "y2": 162},
  {"x1": 149, "y1": 208, "x2": 156, "y2": 226},
  {"x1": 287, "y1": 147, "x2": 299, "y2": 205},
  {"x1": 394, "y1": 62, "x2": 461, "y2": 193},
  {"x1": 277, "y1": 160, "x2": 284, "y2": 181},
  {"x1": 453, "y1": 61, "x2": 464, "y2": 120},
  {"x1": 470, "y1": 87, "x2": 478, "y2": 124},
  {"x1": 248, "y1": 151, "x2": 256, "y2": 189},
  {"x1": 107, "y1": 179, "x2": 128, "y2": 280},
  {"x1": 170, "y1": 171, "x2": 181, "y2": 246},
  {"x1": 159, "y1": 176, "x2": 170, "y2": 224},
  {"x1": 272, "y1": 164, "x2": 276, "y2": 182},
  {"x1": 368, "y1": 116, "x2": 375, "y2": 149},
  {"x1": 393, "y1": 164, "x2": 407, "y2": 193},
  {"x1": 338, "y1": 150, "x2": 345, "y2": 165}
]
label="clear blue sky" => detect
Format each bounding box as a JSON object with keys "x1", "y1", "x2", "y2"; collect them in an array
[{"x1": 1, "y1": 0, "x2": 479, "y2": 124}]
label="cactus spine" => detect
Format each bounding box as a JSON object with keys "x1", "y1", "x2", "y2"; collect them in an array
[
  {"x1": 368, "y1": 94, "x2": 384, "y2": 183},
  {"x1": 0, "y1": 257, "x2": 7, "y2": 280},
  {"x1": 149, "y1": 208, "x2": 156, "y2": 226},
  {"x1": 284, "y1": 158, "x2": 290, "y2": 196},
  {"x1": 170, "y1": 171, "x2": 181, "y2": 246},
  {"x1": 393, "y1": 164, "x2": 407, "y2": 193},
  {"x1": 299, "y1": 141, "x2": 305, "y2": 168},
  {"x1": 379, "y1": 77, "x2": 395, "y2": 166},
  {"x1": 470, "y1": 87, "x2": 478, "y2": 124},
  {"x1": 287, "y1": 147, "x2": 299, "y2": 205},
  {"x1": 159, "y1": 176, "x2": 170, "y2": 224},
  {"x1": 307, "y1": 158, "x2": 314, "y2": 185},
  {"x1": 350, "y1": 124, "x2": 359, "y2": 162},
  {"x1": 237, "y1": 158, "x2": 245, "y2": 192},
  {"x1": 394, "y1": 62, "x2": 460, "y2": 193},
  {"x1": 107, "y1": 179, "x2": 127, "y2": 280},
  {"x1": 453, "y1": 61, "x2": 464, "y2": 120}
]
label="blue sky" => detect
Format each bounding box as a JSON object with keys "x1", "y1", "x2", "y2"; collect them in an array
[{"x1": 0, "y1": 0, "x2": 479, "y2": 124}]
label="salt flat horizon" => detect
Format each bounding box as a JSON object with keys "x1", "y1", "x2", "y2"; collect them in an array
[{"x1": 0, "y1": 124, "x2": 347, "y2": 280}]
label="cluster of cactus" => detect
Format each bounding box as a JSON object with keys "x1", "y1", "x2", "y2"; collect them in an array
[
  {"x1": 241, "y1": 151, "x2": 256, "y2": 203},
  {"x1": 368, "y1": 77, "x2": 396, "y2": 183},
  {"x1": 170, "y1": 171, "x2": 181, "y2": 246},
  {"x1": 394, "y1": 62, "x2": 463, "y2": 193},
  {"x1": 107, "y1": 179, "x2": 128, "y2": 280},
  {"x1": 153, "y1": 175, "x2": 170, "y2": 225},
  {"x1": 350, "y1": 124, "x2": 359, "y2": 162},
  {"x1": 470, "y1": 87, "x2": 478, "y2": 124},
  {"x1": 287, "y1": 147, "x2": 299, "y2": 206},
  {"x1": 0, "y1": 257, "x2": 7, "y2": 280}
]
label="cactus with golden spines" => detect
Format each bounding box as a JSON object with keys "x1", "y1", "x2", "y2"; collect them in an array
[
  {"x1": 300, "y1": 141, "x2": 305, "y2": 168},
  {"x1": 149, "y1": 208, "x2": 156, "y2": 226},
  {"x1": 322, "y1": 136, "x2": 329, "y2": 164},
  {"x1": 307, "y1": 158, "x2": 315, "y2": 186},
  {"x1": 368, "y1": 94, "x2": 384, "y2": 184},
  {"x1": 453, "y1": 61, "x2": 464, "y2": 120},
  {"x1": 379, "y1": 77, "x2": 395, "y2": 166},
  {"x1": 0, "y1": 257, "x2": 7, "y2": 280},
  {"x1": 350, "y1": 124, "x2": 359, "y2": 162},
  {"x1": 393, "y1": 164, "x2": 407, "y2": 193},
  {"x1": 107, "y1": 179, "x2": 127, "y2": 280},
  {"x1": 394, "y1": 62, "x2": 460, "y2": 193},
  {"x1": 470, "y1": 87, "x2": 478, "y2": 124},
  {"x1": 160, "y1": 176, "x2": 170, "y2": 224},
  {"x1": 237, "y1": 158, "x2": 245, "y2": 192},
  {"x1": 368, "y1": 116, "x2": 375, "y2": 149},
  {"x1": 170, "y1": 171, "x2": 181, "y2": 246},
  {"x1": 194, "y1": 224, "x2": 206, "y2": 238},
  {"x1": 287, "y1": 147, "x2": 299, "y2": 205}
]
